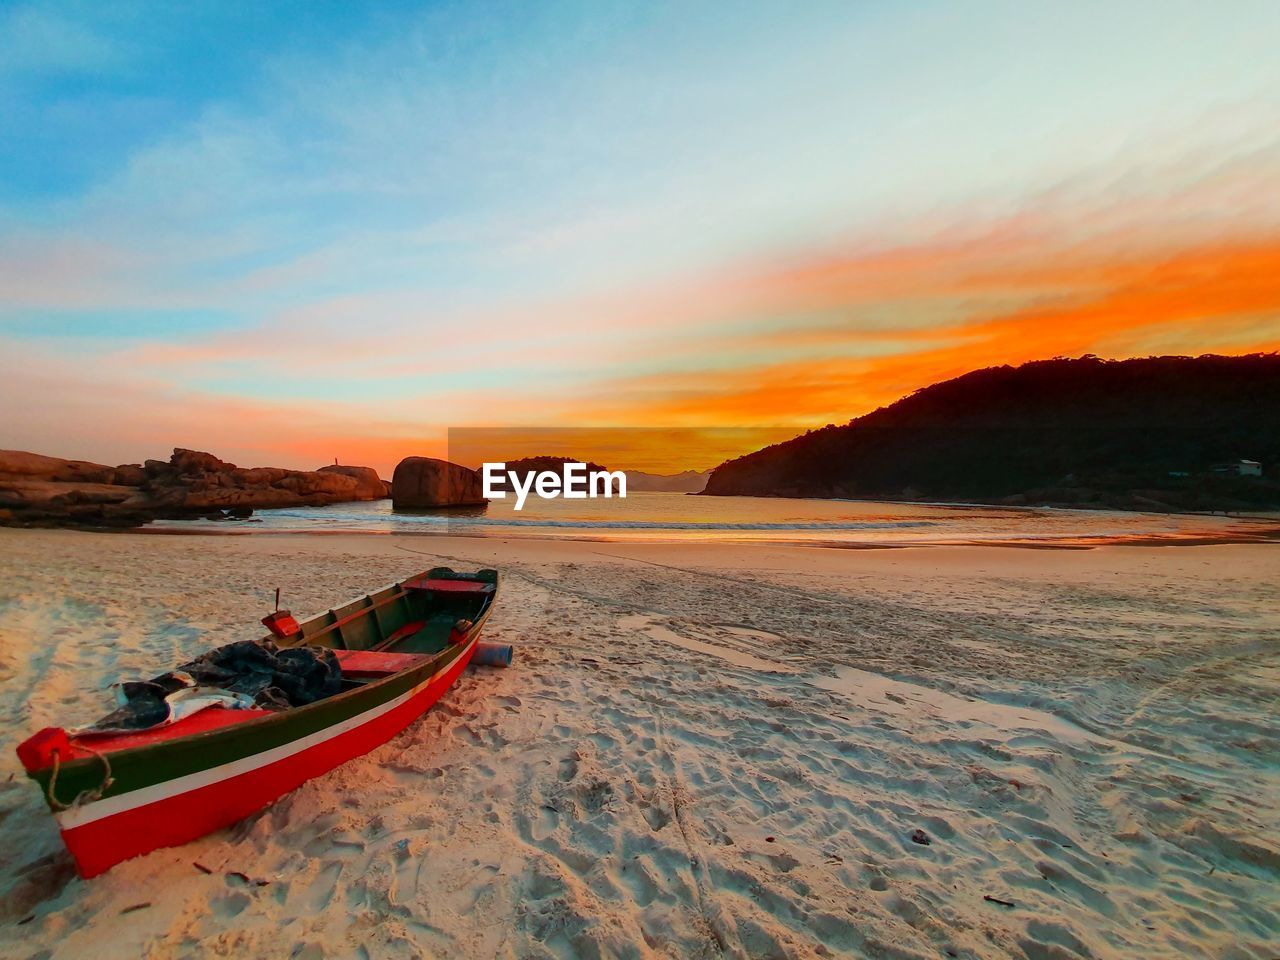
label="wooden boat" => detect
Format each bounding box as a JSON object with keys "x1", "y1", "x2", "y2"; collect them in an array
[{"x1": 16, "y1": 567, "x2": 501, "y2": 877}]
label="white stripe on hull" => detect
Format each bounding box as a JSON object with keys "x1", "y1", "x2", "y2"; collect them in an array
[{"x1": 56, "y1": 637, "x2": 475, "y2": 830}]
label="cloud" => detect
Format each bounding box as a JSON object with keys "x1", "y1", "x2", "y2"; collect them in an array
[
  {"x1": 585, "y1": 233, "x2": 1280, "y2": 427},
  {"x1": 3, "y1": 1, "x2": 1280, "y2": 472},
  {"x1": 4, "y1": 184, "x2": 1279, "y2": 473}
]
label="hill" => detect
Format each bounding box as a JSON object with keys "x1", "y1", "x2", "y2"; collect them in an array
[
  {"x1": 701, "y1": 354, "x2": 1280, "y2": 512},
  {"x1": 625, "y1": 469, "x2": 711, "y2": 493}
]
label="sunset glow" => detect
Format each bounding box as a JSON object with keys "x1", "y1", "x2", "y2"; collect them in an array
[{"x1": 2, "y1": 1, "x2": 1278, "y2": 475}]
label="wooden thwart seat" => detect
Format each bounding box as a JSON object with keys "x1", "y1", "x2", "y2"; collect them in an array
[
  {"x1": 334, "y1": 649, "x2": 432, "y2": 678},
  {"x1": 404, "y1": 577, "x2": 495, "y2": 594}
]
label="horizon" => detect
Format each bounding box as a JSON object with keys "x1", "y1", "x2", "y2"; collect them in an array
[
  {"x1": 5, "y1": 349, "x2": 1273, "y2": 478},
  {"x1": 3, "y1": 2, "x2": 1280, "y2": 477}
]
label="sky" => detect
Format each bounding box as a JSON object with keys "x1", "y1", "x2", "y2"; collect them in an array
[{"x1": 2, "y1": 0, "x2": 1279, "y2": 475}]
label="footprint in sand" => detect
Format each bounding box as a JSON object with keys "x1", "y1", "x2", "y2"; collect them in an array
[
  {"x1": 534, "y1": 804, "x2": 560, "y2": 841},
  {"x1": 299, "y1": 861, "x2": 344, "y2": 912},
  {"x1": 210, "y1": 891, "x2": 252, "y2": 919},
  {"x1": 617, "y1": 857, "x2": 663, "y2": 907},
  {"x1": 523, "y1": 863, "x2": 567, "y2": 902}
]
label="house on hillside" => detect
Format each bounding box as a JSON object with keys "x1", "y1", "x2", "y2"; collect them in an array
[{"x1": 1211, "y1": 460, "x2": 1262, "y2": 477}]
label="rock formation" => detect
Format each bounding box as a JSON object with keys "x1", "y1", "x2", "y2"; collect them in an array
[
  {"x1": 0, "y1": 448, "x2": 389, "y2": 528},
  {"x1": 0, "y1": 450, "x2": 119, "y2": 484},
  {"x1": 391, "y1": 457, "x2": 488, "y2": 508}
]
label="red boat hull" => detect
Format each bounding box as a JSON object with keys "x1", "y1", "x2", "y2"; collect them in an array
[{"x1": 58, "y1": 636, "x2": 477, "y2": 877}]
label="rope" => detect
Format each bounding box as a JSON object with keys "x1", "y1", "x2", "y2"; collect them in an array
[{"x1": 45, "y1": 746, "x2": 115, "y2": 812}]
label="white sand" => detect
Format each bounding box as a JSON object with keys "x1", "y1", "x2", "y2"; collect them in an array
[{"x1": 0, "y1": 530, "x2": 1277, "y2": 958}]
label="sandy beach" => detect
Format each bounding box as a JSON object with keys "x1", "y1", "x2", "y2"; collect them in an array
[{"x1": 0, "y1": 529, "x2": 1277, "y2": 959}]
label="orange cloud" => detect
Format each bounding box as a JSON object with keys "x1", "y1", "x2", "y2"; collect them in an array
[
  {"x1": 6, "y1": 195, "x2": 1278, "y2": 477},
  {"x1": 588, "y1": 233, "x2": 1280, "y2": 432}
]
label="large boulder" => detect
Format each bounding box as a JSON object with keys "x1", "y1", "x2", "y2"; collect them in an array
[
  {"x1": 392, "y1": 457, "x2": 488, "y2": 508},
  {"x1": 317, "y1": 465, "x2": 388, "y2": 500}
]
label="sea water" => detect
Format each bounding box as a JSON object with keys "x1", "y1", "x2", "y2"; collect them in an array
[{"x1": 149, "y1": 491, "x2": 1278, "y2": 546}]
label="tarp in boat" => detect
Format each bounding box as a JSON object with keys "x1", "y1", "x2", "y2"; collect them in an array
[{"x1": 84, "y1": 640, "x2": 342, "y2": 732}]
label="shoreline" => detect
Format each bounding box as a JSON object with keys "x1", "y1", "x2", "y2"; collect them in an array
[
  {"x1": 50, "y1": 521, "x2": 1280, "y2": 551},
  {"x1": 698, "y1": 489, "x2": 1280, "y2": 519},
  {"x1": 7, "y1": 487, "x2": 1280, "y2": 536}
]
